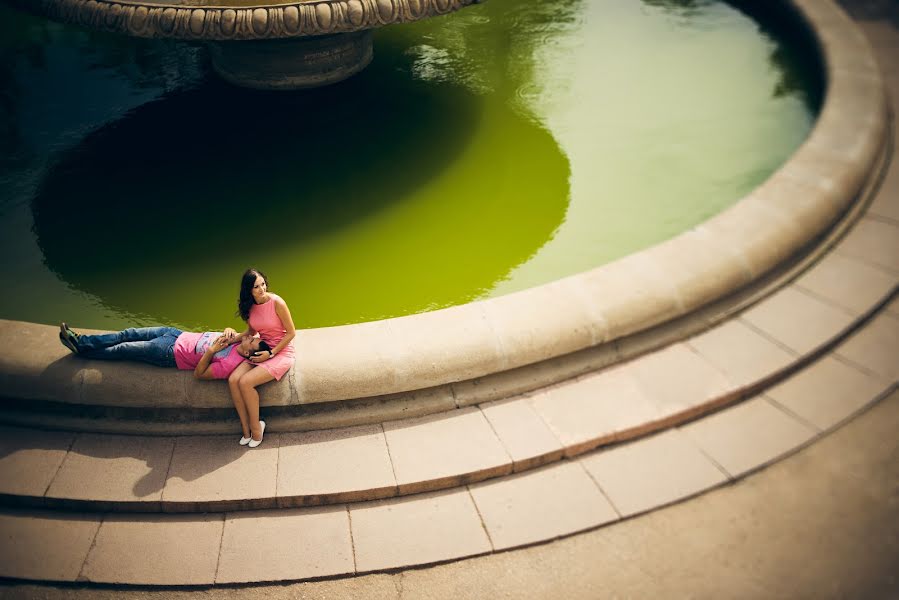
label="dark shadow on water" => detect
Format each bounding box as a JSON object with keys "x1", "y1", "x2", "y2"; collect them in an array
[{"x1": 31, "y1": 39, "x2": 481, "y2": 286}]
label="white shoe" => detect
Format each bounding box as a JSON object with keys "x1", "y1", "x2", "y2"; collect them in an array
[
  {"x1": 248, "y1": 420, "x2": 266, "y2": 448},
  {"x1": 239, "y1": 434, "x2": 252, "y2": 446}
]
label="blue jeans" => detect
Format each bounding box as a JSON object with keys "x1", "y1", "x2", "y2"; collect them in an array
[{"x1": 75, "y1": 327, "x2": 181, "y2": 367}]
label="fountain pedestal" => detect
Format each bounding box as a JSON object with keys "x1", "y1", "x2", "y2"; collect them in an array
[{"x1": 209, "y1": 31, "x2": 373, "y2": 90}]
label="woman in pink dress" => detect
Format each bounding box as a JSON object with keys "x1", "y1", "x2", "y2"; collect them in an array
[{"x1": 228, "y1": 268, "x2": 296, "y2": 448}]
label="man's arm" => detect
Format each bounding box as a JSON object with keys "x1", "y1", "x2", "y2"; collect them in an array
[{"x1": 194, "y1": 335, "x2": 231, "y2": 380}]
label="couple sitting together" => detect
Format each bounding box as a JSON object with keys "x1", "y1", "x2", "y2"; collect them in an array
[{"x1": 58, "y1": 268, "x2": 294, "y2": 448}]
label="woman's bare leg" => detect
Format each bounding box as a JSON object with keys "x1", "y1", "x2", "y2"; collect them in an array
[
  {"x1": 238, "y1": 366, "x2": 276, "y2": 441},
  {"x1": 228, "y1": 362, "x2": 254, "y2": 438}
]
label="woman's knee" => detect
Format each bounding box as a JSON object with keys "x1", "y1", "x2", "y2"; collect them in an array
[{"x1": 238, "y1": 377, "x2": 258, "y2": 393}]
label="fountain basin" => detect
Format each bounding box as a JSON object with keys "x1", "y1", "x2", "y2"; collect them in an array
[{"x1": 0, "y1": 0, "x2": 889, "y2": 431}]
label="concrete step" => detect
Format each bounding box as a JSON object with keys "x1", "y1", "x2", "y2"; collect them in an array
[{"x1": 1, "y1": 330, "x2": 894, "y2": 585}]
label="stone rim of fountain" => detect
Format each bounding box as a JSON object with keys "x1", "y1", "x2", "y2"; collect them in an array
[{"x1": 0, "y1": 0, "x2": 889, "y2": 423}]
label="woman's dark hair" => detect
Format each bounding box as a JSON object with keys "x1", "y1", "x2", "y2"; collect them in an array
[{"x1": 237, "y1": 268, "x2": 268, "y2": 321}]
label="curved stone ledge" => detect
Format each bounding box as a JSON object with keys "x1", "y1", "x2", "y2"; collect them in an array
[
  {"x1": 15, "y1": 0, "x2": 478, "y2": 40},
  {"x1": 0, "y1": 0, "x2": 890, "y2": 421}
]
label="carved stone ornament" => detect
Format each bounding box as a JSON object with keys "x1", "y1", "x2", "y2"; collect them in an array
[{"x1": 19, "y1": 0, "x2": 479, "y2": 41}]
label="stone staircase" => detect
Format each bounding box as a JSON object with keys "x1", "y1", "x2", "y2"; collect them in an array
[{"x1": 1, "y1": 0, "x2": 898, "y2": 588}]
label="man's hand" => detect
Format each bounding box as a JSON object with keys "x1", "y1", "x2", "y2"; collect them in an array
[{"x1": 210, "y1": 335, "x2": 230, "y2": 352}]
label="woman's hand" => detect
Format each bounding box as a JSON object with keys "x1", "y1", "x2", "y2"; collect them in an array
[
  {"x1": 249, "y1": 349, "x2": 273, "y2": 364},
  {"x1": 222, "y1": 327, "x2": 238, "y2": 343}
]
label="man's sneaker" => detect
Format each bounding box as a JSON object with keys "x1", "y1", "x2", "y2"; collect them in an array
[{"x1": 59, "y1": 323, "x2": 80, "y2": 354}]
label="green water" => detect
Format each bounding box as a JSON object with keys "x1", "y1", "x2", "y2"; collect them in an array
[{"x1": 0, "y1": 0, "x2": 820, "y2": 331}]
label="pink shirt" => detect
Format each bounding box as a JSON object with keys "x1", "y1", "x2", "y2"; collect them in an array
[{"x1": 173, "y1": 332, "x2": 246, "y2": 379}]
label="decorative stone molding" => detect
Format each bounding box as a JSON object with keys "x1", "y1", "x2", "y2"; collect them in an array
[{"x1": 19, "y1": 0, "x2": 479, "y2": 40}]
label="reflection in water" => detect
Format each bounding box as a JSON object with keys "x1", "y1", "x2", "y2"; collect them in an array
[
  {"x1": 641, "y1": 0, "x2": 823, "y2": 112},
  {"x1": 2, "y1": 0, "x2": 819, "y2": 330}
]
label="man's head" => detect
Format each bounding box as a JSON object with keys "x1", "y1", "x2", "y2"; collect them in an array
[{"x1": 237, "y1": 336, "x2": 270, "y2": 359}]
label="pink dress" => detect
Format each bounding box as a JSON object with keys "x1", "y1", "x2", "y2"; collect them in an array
[{"x1": 248, "y1": 292, "x2": 295, "y2": 381}]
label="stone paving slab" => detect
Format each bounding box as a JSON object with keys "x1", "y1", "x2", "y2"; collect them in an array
[
  {"x1": 887, "y1": 296, "x2": 899, "y2": 316},
  {"x1": 162, "y1": 435, "x2": 279, "y2": 511},
  {"x1": 580, "y1": 429, "x2": 728, "y2": 517},
  {"x1": 740, "y1": 286, "x2": 856, "y2": 355},
  {"x1": 0, "y1": 427, "x2": 74, "y2": 497},
  {"x1": 794, "y1": 253, "x2": 897, "y2": 315},
  {"x1": 469, "y1": 460, "x2": 618, "y2": 550},
  {"x1": 80, "y1": 513, "x2": 223, "y2": 585},
  {"x1": 277, "y1": 425, "x2": 397, "y2": 506},
  {"x1": 834, "y1": 217, "x2": 899, "y2": 273},
  {"x1": 350, "y1": 488, "x2": 492, "y2": 573},
  {"x1": 46, "y1": 434, "x2": 174, "y2": 508},
  {"x1": 216, "y1": 506, "x2": 354, "y2": 583},
  {"x1": 765, "y1": 355, "x2": 890, "y2": 431},
  {"x1": 383, "y1": 408, "x2": 511, "y2": 494},
  {"x1": 625, "y1": 343, "x2": 734, "y2": 421},
  {"x1": 479, "y1": 397, "x2": 564, "y2": 472},
  {"x1": 680, "y1": 397, "x2": 817, "y2": 477},
  {"x1": 0, "y1": 509, "x2": 100, "y2": 581},
  {"x1": 834, "y1": 311, "x2": 899, "y2": 380},
  {"x1": 687, "y1": 319, "x2": 796, "y2": 388},
  {"x1": 528, "y1": 366, "x2": 661, "y2": 457}
]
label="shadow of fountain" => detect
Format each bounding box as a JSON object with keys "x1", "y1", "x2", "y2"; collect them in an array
[{"x1": 29, "y1": 26, "x2": 572, "y2": 329}]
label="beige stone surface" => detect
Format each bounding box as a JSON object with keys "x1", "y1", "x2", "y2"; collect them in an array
[
  {"x1": 795, "y1": 252, "x2": 897, "y2": 315},
  {"x1": 479, "y1": 397, "x2": 564, "y2": 471},
  {"x1": 886, "y1": 295, "x2": 899, "y2": 316},
  {"x1": 765, "y1": 355, "x2": 890, "y2": 431},
  {"x1": 649, "y1": 227, "x2": 754, "y2": 313},
  {"x1": 702, "y1": 199, "x2": 802, "y2": 279},
  {"x1": 835, "y1": 217, "x2": 899, "y2": 273},
  {"x1": 46, "y1": 434, "x2": 174, "y2": 505},
  {"x1": 580, "y1": 429, "x2": 727, "y2": 517},
  {"x1": 482, "y1": 280, "x2": 598, "y2": 369},
  {"x1": 291, "y1": 385, "x2": 456, "y2": 431},
  {"x1": 681, "y1": 397, "x2": 817, "y2": 477},
  {"x1": 580, "y1": 252, "x2": 682, "y2": 341},
  {"x1": 277, "y1": 425, "x2": 396, "y2": 505},
  {"x1": 626, "y1": 343, "x2": 734, "y2": 419},
  {"x1": 79, "y1": 361, "x2": 187, "y2": 408},
  {"x1": 687, "y1": 319, "x2": 796, "y2": 388},
  {"x1": 0, "y1": 510, "x2": 100, "y2": 581},
  {"x1": 163, "y1": 435, "x2": 279, "y2": 510},
  {"x1": 469, "y1": 460, "x2": 617, "y2": 550},
  {"x1": 185, "y1": 373, "x2": 292, "y2": 408},
  {"x1": 350, "y1": 488, "x2": 491, "y2": 572},
  {"x1": 451, "y1": 342, "x2": 619, "y2": 407},
  {"x1": 383, "y1": 408, "x2": 511, "y2": 494},
  {"x1": 869, "y1": 160, "x2": 899, "y2": 222},
  {"x1": 0, "y1": 321, "x2": 82, "y2": 404},
  {"x1": 0, "y1": 427, "x2": 74, "y2": 497},
  {"x1": 740, "y1": 286, "x2": 856, "y2": 355},
  {"x1": 834, "y1": 311, "x2": 899, "y2": 380},
  {"x1": 528, "y1": 366, "x2": 661, "y2": 456},
  {"x1": 216, "y1": 506, "x2": 353, "y2": 583},
  {"x1": 81, "y1": 513, "x2": 224, "y2": 585},
  {"x1": 294, "y1": 321, "x2": 397, "y2": 403},
  {"x1": 380, "y1": 302, "x2": 507, "y2": 389}
]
